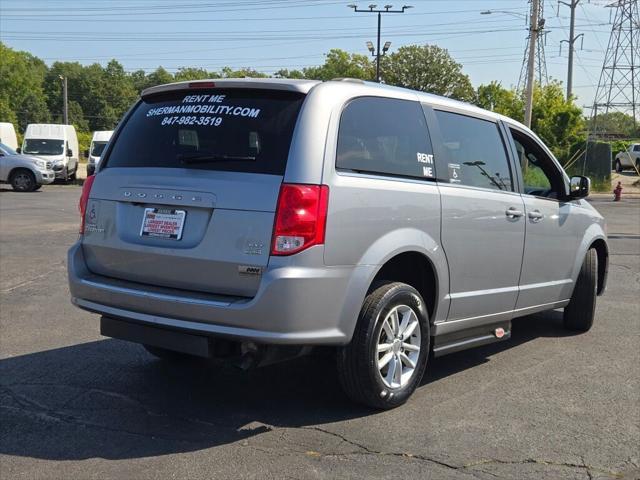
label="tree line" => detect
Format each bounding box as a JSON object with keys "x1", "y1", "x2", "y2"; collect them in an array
[{"x1": 1, "y1": 41, "x2": 637, "y2": 164}]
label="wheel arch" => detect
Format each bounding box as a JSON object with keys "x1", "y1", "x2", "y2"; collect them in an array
[
  {"x1": 335, "y1": 228, "x2": 449, "y2": 343},
  {"x1": 8, "y1": 166, "x2": 36, "y2": 181},
  {"x1": 369, "y1": 251, "x2": 439, "y2": 322},
  {"x1": 590, "y1": 238, "x2": 609, "y2": 296}
]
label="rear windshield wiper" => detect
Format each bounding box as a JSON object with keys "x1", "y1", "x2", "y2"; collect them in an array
[{"x1": 178, "y1": 153, "x2": 256, "y2": 164}]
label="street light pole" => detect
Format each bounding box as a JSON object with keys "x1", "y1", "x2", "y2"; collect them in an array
[
  {"x1": 59, "y1": 75, "x2": 68, "y2": 125},
  {"x1": 348, "y1": 4, "x2": 413, "y2": 82},
  {"x1": 376, "y1": 11, "x2": 381, "y2": 82},
  {"x1": 524, "y1": 0, "x2": 540, "y2": 128}
]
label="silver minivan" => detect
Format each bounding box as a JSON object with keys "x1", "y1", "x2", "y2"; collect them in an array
[{"x1": 68, "y1": 78, "x2": 608, "y2": 409}]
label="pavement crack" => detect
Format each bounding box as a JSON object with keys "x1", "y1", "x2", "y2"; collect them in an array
[
  {"x1": 300, "y1": 425, "x2": 461, "y2": 472},
  {"x1": 464, "y1": 457, "x2": 622, "y2": 479},
  {"x1": 610, "y1": 262, "x2": 635, "y2": 271},
  {"x1": 0, "y1": 383, "x2": 237, "y2": 442},
  {"x1": 0, "y1": 262, "x2": 65, "y2": 293}
]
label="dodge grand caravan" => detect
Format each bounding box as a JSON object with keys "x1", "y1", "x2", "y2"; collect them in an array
[{"x1": 68, "y1": 78, "x2": 608, "y2": 409}]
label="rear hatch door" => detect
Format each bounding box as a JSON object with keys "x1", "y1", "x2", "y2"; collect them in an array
[{"x1": 82, "y1": 87, "x2": 305, "y2": 297}]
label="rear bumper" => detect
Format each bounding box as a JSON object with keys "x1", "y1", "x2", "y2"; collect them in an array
[{"x1": 68, "y1": 242, "x2": 372, "y2": 345}]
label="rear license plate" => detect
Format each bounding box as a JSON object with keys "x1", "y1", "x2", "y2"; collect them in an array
[{"x1": 140, "y1": 208, "x2": 186, "y2": 240}]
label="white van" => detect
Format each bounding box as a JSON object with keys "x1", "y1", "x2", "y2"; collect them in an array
[
  {"x1": 22, "y1": 124, "x2": 79, "y2": 182},
  {"x1": 86, "y1": 130, "x2": 113, "y2": 176},
  {"x1": 0, "y1": 123, "x2": 18, "y2": 151}
]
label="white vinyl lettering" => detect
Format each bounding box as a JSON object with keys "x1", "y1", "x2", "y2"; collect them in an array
[{"x1": 417, "y1": 152, "x2": 434, "y2": 164}]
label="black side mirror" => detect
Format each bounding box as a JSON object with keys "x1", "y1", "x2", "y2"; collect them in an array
[
  {"x1": 84, "y1": 149, "x2": 89, "y2": 158},
  {"x1": 569, "y1": 176, "x2": 590, "y2": 199},
  {"x1": 16, "y1": 147, "x2": 21, "y2": 154},
  {"x1": 66, "y1": 148, "x2": 73, "y2": 157}
]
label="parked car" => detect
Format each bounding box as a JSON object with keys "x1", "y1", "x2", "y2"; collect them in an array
[
  {"x1": 614, "y1": 143, "x2": 640, "y2": 173},
  {"x1": 0, "y1": 142, "x2": 55, "y2": 191},
  {"x1": 0, "y1": 122, "x2": 18, "y2": 150},
  {"x1": 85, "y1": 130, "x2": 113, "y2": 176},
  {"x1": 21, "y1": 123, "x2": 79, "y2": 182},
  {"x1": 68, "y1": 78, "x2": 609, "y2": 409}
]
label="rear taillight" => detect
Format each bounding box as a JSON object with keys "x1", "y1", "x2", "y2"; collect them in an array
[
  {"x1": 271, "y1": 183, "x2": 329, "y2": 256},
  {"x1": 78, "y1": 175, "x2": 96, "y2": 234}
]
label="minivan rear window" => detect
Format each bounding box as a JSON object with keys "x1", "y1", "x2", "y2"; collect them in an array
[{"x1": 103, "y1": 89, "x2": 305, "y2": 175}]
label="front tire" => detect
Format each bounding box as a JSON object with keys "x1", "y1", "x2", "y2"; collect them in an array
[
  {"x1": 337, "y1": 282, "x2": 430, "y2": 409},
  {"x1": 10, "y1": 169, "x2": 36, "y2": 192},
  {"x1": 563, "y1": 248, "x2": 597, "y2": 332}
]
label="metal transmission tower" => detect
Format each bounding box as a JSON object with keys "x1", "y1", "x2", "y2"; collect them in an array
[
  {"x1": 591, "y1": 0, "x2": 639, "y2": 134},
  {"x1": 517, "y1": 0, "x2": 549, "y2": 92}
]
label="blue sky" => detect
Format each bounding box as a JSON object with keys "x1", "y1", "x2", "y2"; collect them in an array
[{"x1": 0, "y1": 0, "x2": 615, "y2": 110}]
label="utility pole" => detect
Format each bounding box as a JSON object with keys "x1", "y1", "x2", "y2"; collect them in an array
[
  {"x1": 559, "y1": 0, "x2": 584, "y2": 100},
  {"x1": 59, "y1": 75, "x2": 68, "y2": 125},
  {"x1": 348, "y1": 4, "x2": 413, "y2": 82},
  {"x1": 524, "y1": 0, "x2": 540, "y2": 128}
]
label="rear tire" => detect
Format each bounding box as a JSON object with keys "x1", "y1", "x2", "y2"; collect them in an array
[
  {"x1": 563, "y1": 248, "x2": 597, "y2": 332},
  {"x1": 10, "y1": 169, "x2": 36, "y2": 192},
  {"x1": 615, "y1": 160, "x2": 623, "y2": 173},
  {"x1": 143, "y1": 344, "x2": 195, "y2": 362},
  {"x1": 337, "y1": 281, "x2": 430, "y2": 409}
]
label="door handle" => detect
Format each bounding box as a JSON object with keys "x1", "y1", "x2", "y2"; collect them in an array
[
  {"x1": 528, "y1": 210, "x2": 544, "y2": 222},
  {"x1": 505, "y1": 207, "x2": 523, "y2": 218}
]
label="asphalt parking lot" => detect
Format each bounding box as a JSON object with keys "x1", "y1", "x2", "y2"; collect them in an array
[{"x1": 1, "y1": 185, "x2": 638, "y2": 480}]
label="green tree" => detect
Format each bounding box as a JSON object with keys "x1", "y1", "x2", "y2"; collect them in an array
[
  {"x1": 302, "y1": 49, "x2": 373, "y2": 81},
  {"x1": 219, "y1": 67, "x2": 268, "y2": 78},
  {"x1": 76, "y1": 63, "x2": 111, "y2": 131},
  {"x1": 382, "y1": 45, "x2": 474, "y2": 101},
  {"x1": 531, "y1": 81, "x2": 585, "y2": 162},
  {"x1": 174, "y1": 67, "x2": 217, "y2": 81},
  {"x1": 44, "y1": 61, "x2": 85, "y2": 127},
  {"x1": 101, "y1": 60, "x2": 137, "y2": 129},
  {"x1": 144, "y1": 67, "x2": 175, "y2": 90},
  {"x1": 274, "y1": 68, "x2": 305, "y2": 79},
  {"x1": 589, "y1": 111, "x2": 639, "y2": 138},
  {"x1": 130, "y1": 69, "x2": 150, "y2": 94},
  {"x1": 475, "y1": 81, "x2": 523, "y2": 120},
  {"x1": 0, "y1": 42, "x2": 51, "y2": 130}
]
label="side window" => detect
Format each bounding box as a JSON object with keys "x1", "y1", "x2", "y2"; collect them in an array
[
  {"x1": 509, "y1": 128, "x2": 563, "y2": 199},
  {"x1": 633, "y1": 145, "x2": 640, "y2": 152},
  {"x1": 337, "y1": 97, "x2": 434, "y2": 180},
  {"x1": 434, "y1": 110, "x2": 513, "y2": 191},
  {"x1": 513, "y1": 138, "x2": 551, "y2": 191}
]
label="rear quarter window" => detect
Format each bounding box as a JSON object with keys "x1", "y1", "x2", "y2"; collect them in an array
[
  {"x1": 103, "y1": 89, "x2": 305, "y2": 175},
  {"x1": 336, "y1": 97, "x2": 434, "y2": 180}
]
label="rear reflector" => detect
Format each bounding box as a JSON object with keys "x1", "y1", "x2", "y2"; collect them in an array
[
  {"x1": 271, "y1": 184, "x2": 329, "y2": 256},
  {"x1": 78, "y1": 175, "x2": 96, "y2": 234}
]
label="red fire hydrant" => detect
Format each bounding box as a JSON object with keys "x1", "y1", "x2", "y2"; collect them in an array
[{"x1": 613, "y1": 181, "x2": 623, "y2": 201}]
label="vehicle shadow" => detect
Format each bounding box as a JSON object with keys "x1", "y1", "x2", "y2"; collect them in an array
[
  {"x1": 424, "y1": 309, "x2": 575, "y2": 384},
  {"x1": 0, "y1": 310, "x2": 578, "y2": 461}
]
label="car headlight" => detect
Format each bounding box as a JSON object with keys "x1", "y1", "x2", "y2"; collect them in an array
[
  {"x1": 35, "y1": 160, "x2": 46, "y2": 170},
  {"x1": 53, "y1": 159, "x2": 63, "y2": 165}
]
